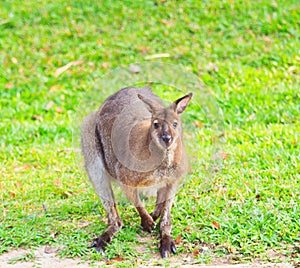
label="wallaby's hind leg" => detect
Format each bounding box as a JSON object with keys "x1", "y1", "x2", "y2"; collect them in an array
[
  {"x1": 90, "y1": 177, "x2": 123, "y2": 252},
  {"x1": 81, "y1": 112, "x2": 123, "y2": 252},
  {"x1": 157, "y1": 182, "x2": 179, "y2": 258},
  {"x1": 151, "y1": 186, "x2": 168, "y2": 221},
  {"x1": 121, "y1": 185, "x2": 155, "y2": 232}
]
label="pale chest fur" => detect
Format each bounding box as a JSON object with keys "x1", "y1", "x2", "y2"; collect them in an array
[
  {"x1": 110, "y1": 145, "x2": 186, "y2": 188},
  {"x1": 145, "y1": 148, "x2": 185, "y2": 186}
]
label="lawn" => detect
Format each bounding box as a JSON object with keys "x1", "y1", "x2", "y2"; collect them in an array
[{"x1": 0, "y1": 0, "x2": 299, "y2": 267}]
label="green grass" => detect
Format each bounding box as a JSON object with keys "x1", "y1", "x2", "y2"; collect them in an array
[{"x1": 1, "y1": 0, "x2": 299, "y2": 266}]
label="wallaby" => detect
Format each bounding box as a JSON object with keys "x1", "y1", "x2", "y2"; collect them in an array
[{"x1": 81, "y1": 86, "x2": 192, "y2": 258}]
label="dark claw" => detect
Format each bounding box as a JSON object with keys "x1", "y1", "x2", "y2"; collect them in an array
[
  {"x1": 159, "y1": 235, "x2": 177, "y2": 258},
  {"x1": 90, "y1": 239, "x2": 105, "y2": 254},
  {"x1": 90, "y1": 241, "x2": 97, "y2": 248},
  {"x1": 162, "y1": 250, "x2": 169, "y2": 258},
  {"x1": 171, "y1": 244, "x2": 177, "y2": 254},
  {"x1": 90, "y1": 233, "x2": 111, "y2": 254}
]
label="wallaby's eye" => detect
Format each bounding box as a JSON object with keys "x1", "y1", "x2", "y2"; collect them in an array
[
  {"x1": 154, "y1": 122, "x2": 160, "y2": 129},
  {"x1": 173, "y1": 122, "x2": 178, "y2": 128}
]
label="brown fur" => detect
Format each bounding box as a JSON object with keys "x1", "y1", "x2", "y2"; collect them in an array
[{"x1": 81, "y1": 86, "x2": 192, "y2": 258}]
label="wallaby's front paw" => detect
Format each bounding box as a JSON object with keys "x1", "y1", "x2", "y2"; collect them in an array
[
  {"x1": 90, "y1": 232, "x2": 112, "y2": 253},
  {"x1": 141, "y1": 215, "x2": 155, "y2": 232},
  {"x1": 159, "y1": 235, "x2": 176, "y2": 258}
]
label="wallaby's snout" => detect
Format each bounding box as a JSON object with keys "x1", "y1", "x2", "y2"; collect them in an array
[
  {"x1": 162, "y1": 133, "x2": 172, "y2": 146},
  {"x1": 161, "y1": 123, "x2": 172, "y2": 146},
  {"x1": 159, "y1": 121, "x2": 175, "y2": 148}
]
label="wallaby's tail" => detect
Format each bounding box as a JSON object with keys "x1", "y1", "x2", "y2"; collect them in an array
[{"x1": 81, "y1": 112, "x2": 99, "y2": 165}]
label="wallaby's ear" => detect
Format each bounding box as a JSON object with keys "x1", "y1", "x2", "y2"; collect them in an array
[
  {"x1": 170, "y1": 93, "x2": 193, "y2": 115},
  {"x1": 138, "y1": 94, "x2": 160, "y2": 113}
]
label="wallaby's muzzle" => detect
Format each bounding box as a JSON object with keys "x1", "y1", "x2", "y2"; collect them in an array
[
  {"x1": 160, "y1": 122, "x2": 173, "y2": 147},
  {"x1": 161, "y1": 134, "x2": 172, "y2": 147}
]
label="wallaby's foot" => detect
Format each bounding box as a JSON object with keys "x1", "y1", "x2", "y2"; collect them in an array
[
  {"x1": 141, "y1": 214, "x2": 155, "y2": 232},
  {"x1": 159, "y1": 235, "x2": 176, "y2": 258},
  {"x1": 91, "y1": 232, "x2": 112, "y2": 253}
]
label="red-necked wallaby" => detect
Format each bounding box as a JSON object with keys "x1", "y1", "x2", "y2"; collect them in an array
[{"x1": 81, "y1": 86, "x2": 192, "y2": 258}]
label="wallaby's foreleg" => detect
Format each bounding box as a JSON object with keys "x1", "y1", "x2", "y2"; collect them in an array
[
  {"x1": 81, "y1": 113, "x2": 123, "y2": 252},
  {"x1": 121, "y1": 185, "x2": 155, "y2": 232},
  {"x1": 158, "y1": 182, "x2": 179, "y2": 258},
  {"x1": 151, "y1": 186, "x2": 168, "y2": 221}
]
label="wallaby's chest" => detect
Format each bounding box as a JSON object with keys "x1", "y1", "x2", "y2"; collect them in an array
[{"x1": 106, "y1": 148, "x2": 184, "y2": 188}]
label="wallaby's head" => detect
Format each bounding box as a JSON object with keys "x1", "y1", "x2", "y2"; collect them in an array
[{"x1": 138, "y1": 93, "x2": 193, "y2": 149}]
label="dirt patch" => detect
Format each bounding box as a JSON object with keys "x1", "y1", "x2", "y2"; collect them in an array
[
  {"x1": 0, "y1": 246, "x2": 104, "y2": 268},
  {"x1": 0, "y1": 246, "x2": 294, "y2": 268}
]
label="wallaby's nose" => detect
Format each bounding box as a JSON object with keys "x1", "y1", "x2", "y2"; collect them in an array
[{"x1": 162, "y1": 134, "x2": 172, "y2": 145}]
